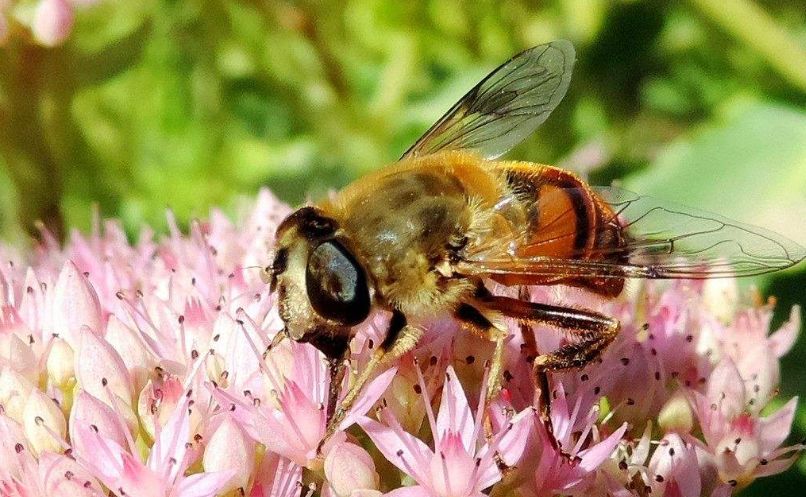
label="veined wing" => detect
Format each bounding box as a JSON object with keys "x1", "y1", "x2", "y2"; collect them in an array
[
  {"x1": 459, "y1": 186, "x2": 805, "y2": 280},
  {"x1": 401, "y1": 41, "x2": 575, "y2": 161}
]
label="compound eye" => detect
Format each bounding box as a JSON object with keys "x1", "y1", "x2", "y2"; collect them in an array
[{"x1": 305, "y1": 240, "x2": 370, "y2": 326}]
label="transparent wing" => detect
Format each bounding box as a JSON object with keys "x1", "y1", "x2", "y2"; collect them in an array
[
  {"x1": 401, "y1": 40, "x2": 576, "y2": 161},
  {"x1": 459, "y1": 186, "x2": 805, "y2": 280}
]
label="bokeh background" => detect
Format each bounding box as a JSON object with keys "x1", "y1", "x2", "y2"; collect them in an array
[{"x1": 0, "y1": 0, "x2": 804, "y2": 494}]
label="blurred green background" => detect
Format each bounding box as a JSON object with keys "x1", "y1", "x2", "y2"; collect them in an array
[{"x1": 0, "y1": 0, "x2": 804, "y2": 493}]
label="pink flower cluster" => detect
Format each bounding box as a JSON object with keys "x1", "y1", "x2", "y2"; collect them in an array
[
  {"x1": 0, "y1": 190, "x2": 802, "y2": 497},
  {"x1": 0, "y1": 0, "x2": 101, "y2": 47}
]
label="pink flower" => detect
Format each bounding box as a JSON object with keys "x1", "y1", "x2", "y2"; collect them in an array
[
  {"x1": 250, "y1": 451, "x2": 306, "y2": 497},
  {"x1": 212, "y1": 339, "x2": 396, "y2": 468},
  {"x1": 359, "y1": 365, "x2": 531, "y2": 497},
  {"x1": 689, "y1": 357, "x2": 803, "y2": 488},
  {"x1": 517, "y1": 384, "x2": 628, "y2": 497},
  {"x1": 72, "y1": 396, "x2": 234, "y2": 497},
  {"x1": 31, "y1": 0, "x2": 74, "y2": 47},
  {"x1": 323, "y1": 441, "x2": 380, "y2": 497},
  {"x1": 0, "y1": 188, "x2": 800, "y2": 497}
]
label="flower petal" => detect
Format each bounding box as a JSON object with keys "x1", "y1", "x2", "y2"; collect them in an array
[
  {"x1": 757, "y1": 397, "x2": 798, "y2": 454},
  {"x1": 358, "y1": 415, "x2": 432, "y2": 486},
  {"x1": 435, "y1": 366, "x2": 474, "y2": 451},
  {"x1": 339, "y1": 366, "x2": 397, "y2": 430},
  {"x1": 52, "y1": 261, "x2": 102, "y2": 346},
  {"x1": 173, "y1": 470, "x2": 237, "y2": 497},
  {"x1": 577, "y1": 422, "x2": 627, "y2": 473}
]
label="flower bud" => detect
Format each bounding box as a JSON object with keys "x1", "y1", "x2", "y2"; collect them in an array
[
  {"x1": 702, "y1": 278, "x2": 739, "y2": 324},
  {"x1": 324, "y1": 441, "x2": 379, "y2": 497},
  {"x1": 105, "y1": 315, "x2": 152, "y2": 393},
  {"x1": 658, "y1": 390, "x2": 693, "y2": 433},
  {"x1": 31, "y1": 0, "x2": 74, "y2": 47},
  {"x1": 0, "y1": 367, "x2": 34, "y2": 423},
  {"x1": 203, "y1": 414, "x2": 255, "y2": 493},
  {"x1": 69, "y1": 390, "x2": 129, "y2": 459},
  {"x1": 52, "y1": 261, "x2": 102, "y2": 347},
  {"x1": 23, "y1": 389, "x2": 66, "y2": 456},
  {"x1": 47, "y1": 337, "x2": 75, "y2": 387},
  {"x1": 0, "y1": 333, "x2": 37, "y2": 383},
  {"x1": 75, "y1": 326, "x2": 133, "y2": 406}
]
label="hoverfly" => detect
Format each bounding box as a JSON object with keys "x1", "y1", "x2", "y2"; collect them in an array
[{"x1": 265, "y1": 40, "x2": 805, "y2": 446}]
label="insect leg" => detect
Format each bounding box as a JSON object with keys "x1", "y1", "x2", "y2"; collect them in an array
[
  {"x1": 454, "y1": 303, "x2": 508, "y2": 404},
  {"x1": 478, "y1": 294, "x2": 619, "y2": 454},
  {"x1": 319, "y1": 310, "x2": 421, "y2": 453},
  {"x1": 479, "y1": 295, "x2": 620, "y2": 371}
]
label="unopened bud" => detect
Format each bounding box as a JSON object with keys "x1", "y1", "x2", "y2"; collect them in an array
[
  {"x1": 324, "y1": 441, "x2": 379, "y2": 497},
  {"x1": 203, "y1": 414, "x2": 255, "y2": 492},
  {"x1": 0, "y1": 367, "x2": 35, "y2": 423},
  {"x1": 658, "y1": 390, "x2": 693, "y2": 433},
  {"x1": 31, "y1": 0, "x2": 74, "y2": 47},
  {"x1": 23, "y1": 389, "x2": 66, "y2": 456},
  {"x1": 47, "y1": 337, "x2": 75, "y2": 387}
]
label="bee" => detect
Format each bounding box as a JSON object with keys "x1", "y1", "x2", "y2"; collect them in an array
[{"x1": 266, "y1": 40, "x2": 805, "y2": 445}]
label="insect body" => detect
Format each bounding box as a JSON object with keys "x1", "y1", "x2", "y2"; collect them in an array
[{"x1": 267, "y1": 41, "x2": 805, "y2": 444}]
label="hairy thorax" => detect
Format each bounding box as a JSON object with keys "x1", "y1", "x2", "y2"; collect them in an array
[{"x1": 319, "y1": 153, "x2": 504, "y2": 317}]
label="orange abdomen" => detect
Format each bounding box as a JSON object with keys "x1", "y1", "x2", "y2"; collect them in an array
[{"x1": 493, "y1": 163, "x2": 627, "y2": 297}]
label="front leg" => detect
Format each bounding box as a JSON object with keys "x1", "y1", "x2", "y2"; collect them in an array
[{"x1": 319, "y1": 310, "x2": 421, "y2": 453}]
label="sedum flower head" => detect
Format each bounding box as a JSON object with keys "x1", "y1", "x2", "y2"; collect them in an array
[{"x1": 0, "y1": 189, "x2": 800, "y2": 496}]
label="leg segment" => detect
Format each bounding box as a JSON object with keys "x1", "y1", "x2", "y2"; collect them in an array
[
  {"x1": 454, "y1": 303, "x2": 508, "y2": 404},
  {"x1": 319, "y1": 310, "x2": 420, "y2": 453},
  {"x1": 478, "y1": 294, "x2": 619, "y2": 455},
  {"x1": 478, "y1": 295, "x2": 620, "y2": 373}
]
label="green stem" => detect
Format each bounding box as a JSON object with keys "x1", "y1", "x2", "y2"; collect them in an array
[{"x1": 688, "y1": 0, "x2": 806, "y2": 92}]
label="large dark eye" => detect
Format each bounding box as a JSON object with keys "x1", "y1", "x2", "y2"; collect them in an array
[{"x1": 305, "y1": 240, "x2": 370, "y2": 325}]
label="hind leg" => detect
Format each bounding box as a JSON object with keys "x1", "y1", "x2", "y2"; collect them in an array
[{"x1": 476, "y1": 294, "x2": 620, "y2": 451}]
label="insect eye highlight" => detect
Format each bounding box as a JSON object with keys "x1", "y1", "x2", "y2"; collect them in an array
[{"x1": 305, "y1": 240, "x2": 370, "y2": 326}]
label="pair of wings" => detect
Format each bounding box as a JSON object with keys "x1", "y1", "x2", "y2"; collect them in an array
[{"x1": 400, "y1": 41, "x2": 804, "y2": 279}]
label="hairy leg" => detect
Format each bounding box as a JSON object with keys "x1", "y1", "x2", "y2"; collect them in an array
[
  {"x1": 319, "y1": 310, "x2": 420, "y2": 453},
  {"x1": 454, "y1": 303, "x2": 508, "y2": 405},
  {"x1": 478, "y1": 293, "x2": 619, "y2": 453}
]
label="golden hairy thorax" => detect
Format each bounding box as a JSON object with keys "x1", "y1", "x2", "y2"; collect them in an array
[{"x1": 315, "y1": 151, "x2": 624, "y2": 317}]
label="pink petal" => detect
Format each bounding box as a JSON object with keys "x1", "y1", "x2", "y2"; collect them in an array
[
  {"x1": 430, "y1": 431, "x2": 477, "y2": 497},
  {"x1": 38, "y1": 452, "x2": 103, "y2": 497},
  {"x1": 435, "y1": 366, "x2": 475, "y2": 452},
  {"x1": 148, "y1": 397, "x2": 191, "y2": 483},
  {"x1": 202, "y1": 413, "x2": 255, "y2": 492},
  {"x1": 706, "y1": 358, "x2": 745, "y2": 419},
  {"x1": 70, "y1": 422, "x2": 128, "y2": 487},
  {"x1": 577, "y1": 423, "x2": 627, "y2": 473},
  {"x1": 324, "y1": 441, "x2": 379, "y2": 495},
  {"x1": 52, "y1": 261, "x2": 102, "y2": 347},
  {"x1": 769, "y1": 306, "x2": 800, "y2": 357},
  {"x1": 753, "y1": 451, "x2": 801, "y2": 477},
  {"x1": 250, "y1": 452, "x2": 303, "y2": 497},
  {"x1": 69, "y1": 390, "x2": 130, "y2": 459},
  {"x1": 757, "y1": 397, "x2": 798, "y2": 454},
  {"x1": 339, "y1": 366, "x2": 397, "y2": 430},
  {"x1": 0, "y1": 414, "x2": 30, "y2": 479},
  {"x1": 174, "y1": 470, "x2": 237, "y2": 497},
  {"x1": 384, "y1": 486, "x2": 433, "y2": 497},
  {"x1": 357, "y1": 415, "x2": 432, "y2": 486},
  {"x1": 75, "y1": 326, "x2": 132, "y2": 405},
  {"x1": 31, "y1": 0, "x2": 74, "y2": 47}
]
